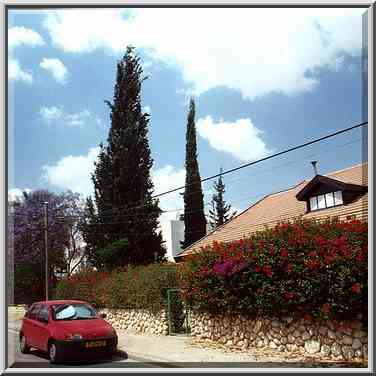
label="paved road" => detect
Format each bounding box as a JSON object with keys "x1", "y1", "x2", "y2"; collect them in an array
[{"x1": 7, "y1": 326, "x2": 153, "y2": 368}]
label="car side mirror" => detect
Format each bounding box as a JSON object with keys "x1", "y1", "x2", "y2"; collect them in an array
[
  {"x1": 99, "y1": 313, "x2": 107, "y2": 319},
  {"x1": 38, "y1": 316, "x2": 48, "y2": 324}
]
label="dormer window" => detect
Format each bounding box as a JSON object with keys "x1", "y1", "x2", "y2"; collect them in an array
[
  {"x1": 309, "y1": 191, "x2": 343, "y2": 212},
  {"x1": 296, "y1": 174, "x2": 367, "y2": 213}
]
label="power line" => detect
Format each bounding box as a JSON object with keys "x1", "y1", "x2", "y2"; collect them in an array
[
  {"x1": 45, "y1": 134, "x2": 370, "y2": 220},
  {"x1": 88, "y1": 121, "x2": 368, "y2": 217},
  {"x1": 9, "y1": 125, "x2": 367, "y2": 222},
  {"x1": 153, "y1": 121, "x2": 368, "y2": 199},
  {"x1": 9, "y1": 136, "x2": 366, "y2": 224}
]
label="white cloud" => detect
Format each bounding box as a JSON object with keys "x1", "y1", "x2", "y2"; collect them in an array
[
  {"x1": 42, "y1": 147, "x2": 100, "y2": 197},
  {"x1": 8, "y1": 188, "x2": 31, "y2": 202},
  {"x1": 8, "y1": 27, "x2": 45, "y2": 84},
  {"x1": 41, "y1": 146, "x2": 186, "y2": 212},
  {"x1": 43, "y1": 8, "x2": 363, "y2": 99},
  {"x1": 40, "y1": 58, "x2": 68, "y2": 83},
  {"x1": 39, "y1": 106, "x2": 91, "y2": 126},
  {"x1": 39, "y1": 106, "x2": 63, "y2": 121},
  {"x1": 8, "y1": 26, "x2": 45, "y2": 50},
  {"x1": 9, "y1": 59, "x2": 33, "y2": 83},
  {"x1": 65, "y1": 110, "x2": 91, "y2": 126},
  {"x1": 43, "y1": 9, "x2": 131, "y2": 53},
  {"x1": 152, "y1": 165, "x2": 186, "y2": 222},
  {"x1": 197, "y1": 116, "x2": 271, "y2": 162}
]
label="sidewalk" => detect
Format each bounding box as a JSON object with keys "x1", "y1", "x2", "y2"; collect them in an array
[
  {"x1": 116, "y1": 329, "x2": 257, "y2": 363},
  {"x1": 7, "y1": 318, "x2": 366, "y2": 367}
]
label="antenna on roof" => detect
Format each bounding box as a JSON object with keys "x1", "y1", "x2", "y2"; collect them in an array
[{"x1": 310, "y1": 161, "x2": 318, "y2": 176}]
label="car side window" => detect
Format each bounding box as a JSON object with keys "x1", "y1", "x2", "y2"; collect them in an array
[
  {"x1": 26, "y1": 304, "x2": 40, "y2": 320},
  {"x1": 37, "y1": 305, "x2": 49, "y2": 323}
]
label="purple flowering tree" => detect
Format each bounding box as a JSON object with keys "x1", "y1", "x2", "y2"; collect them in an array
[{"x1": 9, "y1": 189, "x2": 84, "y2": 303}]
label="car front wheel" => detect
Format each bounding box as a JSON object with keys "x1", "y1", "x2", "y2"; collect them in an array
[
  {"x1": 48, "y1": 341, "x2": 62, "y2": 364},
  {"x1": 19, "y1": 333, "x2": 30, "y2": 354}
]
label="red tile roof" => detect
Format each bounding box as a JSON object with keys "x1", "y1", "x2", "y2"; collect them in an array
[{"x1": 178, "y1": 163, "x2": 368, "y2": 258}]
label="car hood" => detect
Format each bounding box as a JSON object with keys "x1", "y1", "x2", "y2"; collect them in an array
[{"x1": 54, "y1": 319, "x2": 114, "y2": 339}]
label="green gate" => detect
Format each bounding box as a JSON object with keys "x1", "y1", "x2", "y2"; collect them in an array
[{"x1": 166, "y1": 288, "x2": 190, "y2": 335}]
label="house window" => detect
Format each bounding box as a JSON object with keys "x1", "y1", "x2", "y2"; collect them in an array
[
  {"x1": 309, "y1": 191, "x2": 343, "y2": 212},
  {"x1": 334, "y1": 190, "x2": 343, "y2": 205},
  {"x1": 309, "y1": 197, "x2": 318, "y2": 211},
  {"x1": 317, "y1": 195, "x2": 326, "y2": 209}
]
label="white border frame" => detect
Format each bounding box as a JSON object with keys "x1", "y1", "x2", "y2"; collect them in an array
[{"x1": 1, "y1": 1, "x2": 374, "y2": 374}]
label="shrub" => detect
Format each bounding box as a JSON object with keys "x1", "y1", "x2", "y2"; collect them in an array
[
  {"x1": 54, "y1": 268, "x2": 107, "y2": 308},
  {"x1": 179, "y1": 218, "x2": 367, "y2": 322},
  {"x1": 54, "y1": 263, "x2": 179, "y2": 312}
]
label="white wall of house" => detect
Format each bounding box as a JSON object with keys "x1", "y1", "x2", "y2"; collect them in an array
[
  {"x1": 161, "y1": 217, "x2": 185, "y2": 262},
  {"x1": 161, "y1": 215, "x2": 211, "y2": 262}
]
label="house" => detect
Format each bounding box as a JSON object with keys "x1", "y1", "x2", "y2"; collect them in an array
[
  {"x1": 161, "y1": 214, "x2": 185, "y2": 262},
  {"x1": 176, "y1": 162, "x2": 368, "y2": 260},
  {"x1": 161, "y1": 214, "x2": 212, "y2": 262}
]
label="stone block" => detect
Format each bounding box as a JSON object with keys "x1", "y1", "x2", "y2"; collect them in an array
[
  {"x1": 304, "y1": 339, "x2": 321, "y2": 354},
  {"x1": 341, "y1": 346, "x2": 354, "y2": 360},
  {"x1": 331, "y1": 342, "x2": 342, "y2": 357}
]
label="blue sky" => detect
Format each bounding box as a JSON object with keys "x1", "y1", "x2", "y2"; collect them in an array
[{"x1": 8, "y1": 7, "x2": 367, "y2": 223}]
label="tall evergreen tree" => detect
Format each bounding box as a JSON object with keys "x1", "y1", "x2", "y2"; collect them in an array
[
  {"x1": 208, "y1": 168, "x2": 237, "y2": 229},
  {"x1": 83, "y1": 46, "x2": 165, "y2": 268},
  {"x1": 182, "y1": 98, "x2": 206, "y2": 249}
]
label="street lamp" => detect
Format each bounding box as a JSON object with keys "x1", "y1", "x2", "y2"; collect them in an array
[{"x1": 43, "y1": 202, "x2": 49, "y2": 301}]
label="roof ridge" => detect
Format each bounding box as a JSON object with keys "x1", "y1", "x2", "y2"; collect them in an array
[
  {"x1": 268, "y1": 180, "x2": 307, "y2": 197},
  {"x1": 326, "y1": 161, "x2": 367, "y2": 176}
]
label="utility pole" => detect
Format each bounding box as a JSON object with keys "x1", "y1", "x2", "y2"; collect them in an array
[{"x1": 43, "y1": 202, "x2": 49, "y2": 301}]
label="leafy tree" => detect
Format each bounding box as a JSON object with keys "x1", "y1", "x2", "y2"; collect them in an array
[
  {"x1": 182, "y1": 98, "x2": 206, "y2": 249},
  {"x1": 61, "y1": 192, "x2": 87, "y2": 277},
  {"x1": 83, "y1": 46, "x2": 165, "y2": 268},
  {"x1": 10, "y1": 190, "x2": 82, "y2": 303},
  {"x1": 208, "y1": 168, "x2": 237, "y2": 229}
]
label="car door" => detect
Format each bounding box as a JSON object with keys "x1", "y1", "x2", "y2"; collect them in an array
[
  {"x1": 33, "y1": 304, "x2": 50, "y2": 351},
  {"x1": 21, "y1": 305, "x2": 35, "y2": 344},
  {"x1": 24, "y1": 304, "x2": 41, "y2": 348}
]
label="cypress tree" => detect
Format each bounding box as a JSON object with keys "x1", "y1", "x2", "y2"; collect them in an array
[
  {"x1": 182, "y1": 98, "x2": 207, "y2": 249},
  {"x1": 208, "y1": 168, "x2": 237, "y2": 229},
  {"x1": 84, "y1": 46, "x2": 165, "y2": 268}
]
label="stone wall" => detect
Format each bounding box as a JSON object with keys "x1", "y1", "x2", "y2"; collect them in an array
[
  {"x1": 190, "y1": 312, "x2": 368, "y2": 361},
  {"x1": 99, "y1": 308, "x2": 169, "y2": 335}
]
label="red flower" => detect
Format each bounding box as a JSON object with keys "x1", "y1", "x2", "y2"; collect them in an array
[
  {"x1": 269, "y1": 246, "x2": 275, "y2": 256},
  {"x1": 321, "y1": 303, "x2": 331, "y2": 313},
  {"x1": 284, "y1": 292, "x2": 295, "y2": 300},
  {"x1": 263, "y1": 264, "x2": 273, "y2": 277},
  {"x1": 258, "y1": 240, "x2": 266, "y2": 249},
  {"x1": 351, "y1": 283, "x2": 361, "y2": 294},
  {"x1": 324, "y1": 254, "x2": 335, "y2": 265},
  {"x1": 280, "y1": 247, "x2": 288, "y2": 258},
  {"x1": 303, "y1": 314, "x2": 313, "y2": 321},
  {"x1": 307, "y1": 258, "x2": 320, "y2": 270}
]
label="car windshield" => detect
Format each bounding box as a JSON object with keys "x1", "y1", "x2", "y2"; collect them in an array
[{"x1": 52, "y1": 303, "x2": 97, "y2": 321}]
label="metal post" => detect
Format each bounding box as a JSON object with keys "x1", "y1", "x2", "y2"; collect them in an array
[
  {"x1": 167, "y1": 289, "x2": 172, "y2": 335},
  {"x1": 43, "y1": 202, "x2": 49, "y2": 301}
]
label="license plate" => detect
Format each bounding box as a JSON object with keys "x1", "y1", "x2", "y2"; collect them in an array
[{"x1": 85, "y1": 340, "x2": 106, "y2": 348}]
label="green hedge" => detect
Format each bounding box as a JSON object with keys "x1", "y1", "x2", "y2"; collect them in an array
[
  {"x1": 179, "y1": 218, "x2": 367, "y2": 322},
  {"x1": 55, "y1": 263, "x2": 179, "y2": 312}
]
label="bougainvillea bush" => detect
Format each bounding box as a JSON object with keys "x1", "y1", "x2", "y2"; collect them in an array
[
  {"x1": 55, "y1": 263, "x2": 179, "y2": 312},
  {"x1": 179, "y1": 218, "x2": 367, "y2": 322}
]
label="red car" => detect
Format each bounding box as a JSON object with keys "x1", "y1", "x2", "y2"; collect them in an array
[{"x1": 19, "y1": 300, "x2": 118, "y2": 363}]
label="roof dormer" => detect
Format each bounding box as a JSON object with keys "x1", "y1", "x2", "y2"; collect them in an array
[{"x1": 295, "y1": 174, "x2": 367, "y2": 213}]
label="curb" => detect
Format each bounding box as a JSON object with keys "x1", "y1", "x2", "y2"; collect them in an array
[{"x1": 117, "y1": 347, "x2": 182, "y2": 367}]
